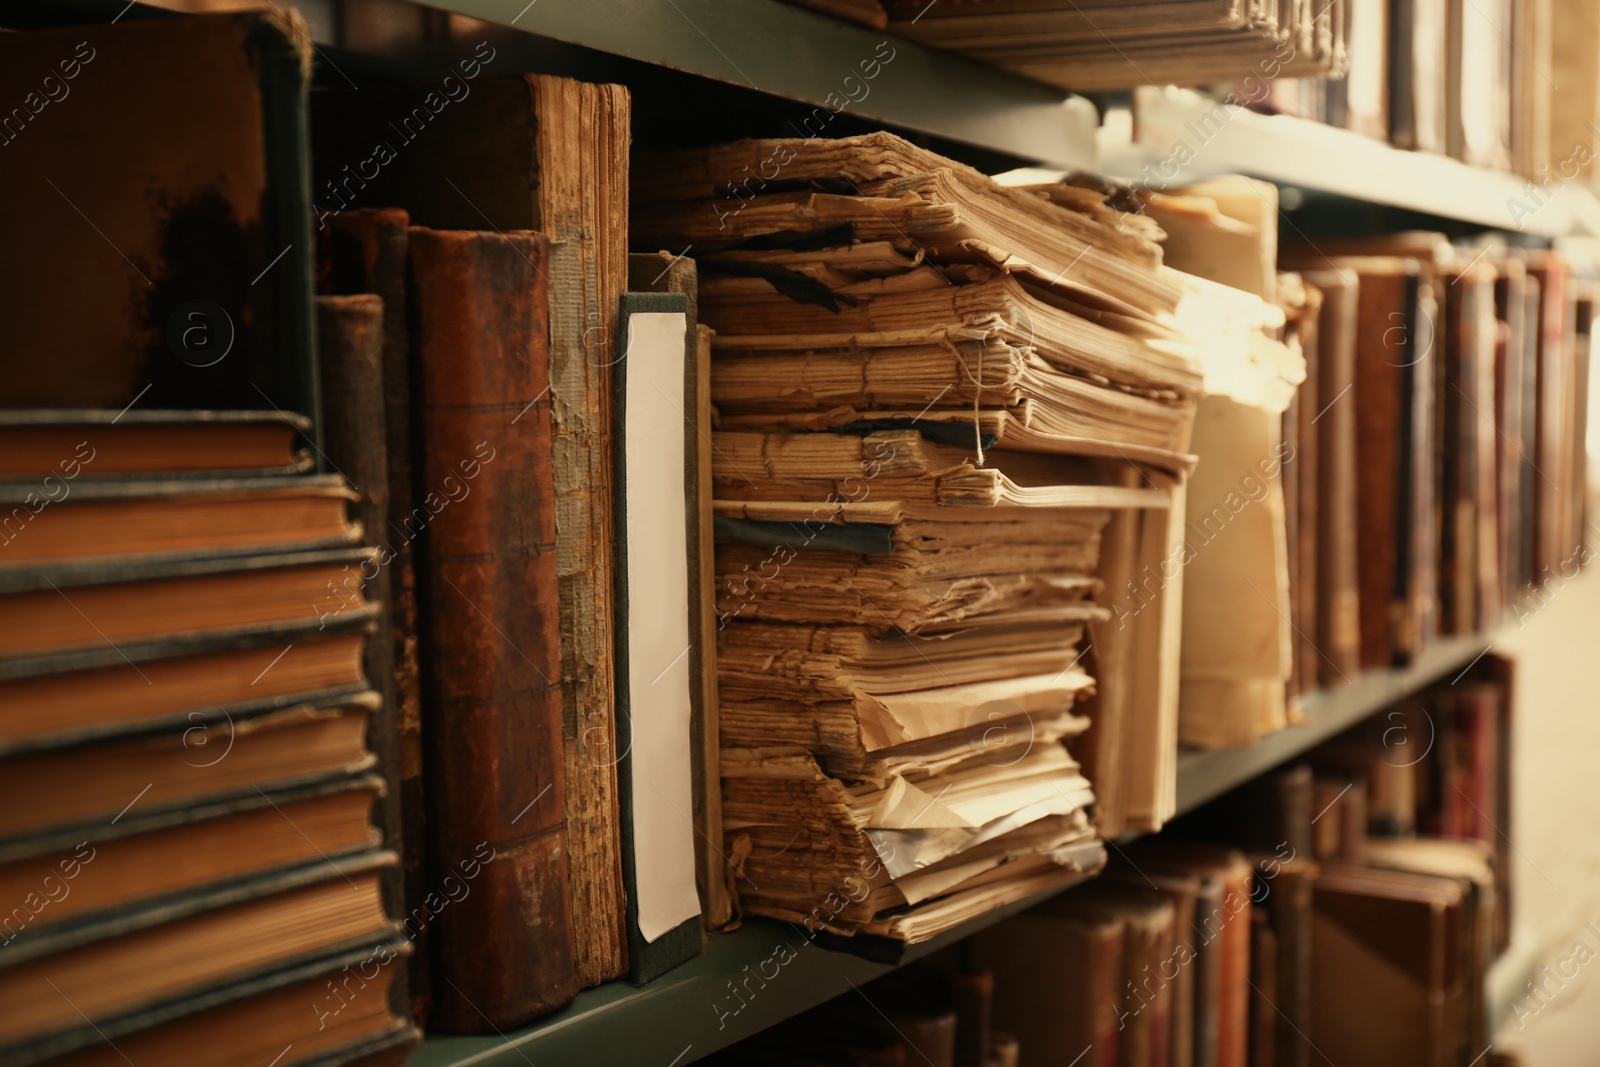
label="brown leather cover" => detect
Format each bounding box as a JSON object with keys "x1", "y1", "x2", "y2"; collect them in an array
[
  {"x1": 312, "y1": 74, "x2": 633, "y2": 985},
  {"x1": 1342, "y1": 261, "x2": 1416, "y2": 668},
  {"x1": 1298, "y1": 270, "x2": 1362, "y2": 685},
  {"x1": 314, "y1": 293, "x2": 406, "y2": 1021},
  {"x1": 316, "y1": 209, "x2": 432, "y2": 1023},
  {"x1": 407, "y1": 227, "x2": 577, "y2": 1030}
]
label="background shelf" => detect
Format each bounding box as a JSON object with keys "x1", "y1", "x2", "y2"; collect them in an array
[{"x1": 1101, "y1": 86, "x2": 1597, "y2": 239}]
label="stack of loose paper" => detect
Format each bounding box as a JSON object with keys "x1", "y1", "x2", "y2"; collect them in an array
[{"x1": 634, "y1": 134, "x2": 1232, "y2": 940}]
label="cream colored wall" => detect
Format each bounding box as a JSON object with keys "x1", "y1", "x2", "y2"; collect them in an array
[{"x1": 1489, "y1": 512, "x2": 1600, "y2": 1062}]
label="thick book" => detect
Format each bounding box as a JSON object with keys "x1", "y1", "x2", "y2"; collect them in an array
[
  {"x1": 628, "y1": 253, "x2": 730, "y2": 934},
  {"x1": 314, "y1": 293, "x2": 410, "y2": 1021},
  {"x1": 0, "y1": 474, "x2": 361, "y2": 571},
  {"x1": 973, "y1": 895, "x2": 1126, "y2": 1067},
  {"x1": 1296, "y1": 269, "x2": 1362, "y2": 685},
  {"x1": 0, "y1": 693, "x2": 375, "y2": 840},
  {"x1": 0, "y1": 13, "x2": 319, "y2": 429},
  {"x1": 317, "y1": 207, "x2": 431, "y2": 1019},
  {"x1": 1309, "y1": 864, "x2": 1466, "y2": 1067},
  {"x1": 0, "y1": 410, "x2": 311, "y2": 479},
  {"x1": 0, "y1": 546, "x2": 378, "y2": 664},
  {"x1": 0, "y1": 853, "x2": 397, "y2": 1060},
  {"x1": 613, "y1": 291, "x2": 704, "y2": 983},
  {"x1": 407, "y1": 227, "x2": 578, "y2": 1029},
  {"x1": 19, "y1": 936, "x2": 416, "y2": 1067},
  {"x1": 0, "y1": 624, "x2": 370, "y2": 756},
  {"x1": 313, "y1": 73, "x2": 632, "y2": 985},
  {"x1": 0, "y1": 776, "x2": 381, "y2": 947}
]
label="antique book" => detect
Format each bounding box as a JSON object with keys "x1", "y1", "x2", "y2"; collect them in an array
[
  {"x1": 0, "y1": 626, "x2": 369, "y2": 754},
  {"x1": 313, "y1": 291, "x2": 413, "y2": 1025},
  {"x1": 0, "y1": 854, "x2": 396, "y2": 1059},
  {"x1": 1073, "y1": 884, "x2": 1177, "y2": 1067},
  {"x1": 407, "y1": 228, "x2": 577, "y2": 1028},
  {"x1": 1248, "y1": 911, "x2": 1277, "y2": 1067},
  {"x1": 613, "y1": 291, "x2": 704, "y2": 982},
  {"x1": 1445, "y1": 0, "x2": 1513, "y2": 169},
  {"x1": 1389, "y1": 0, "x2": 1449, "y2": 152},
  {"x1": 0, "y1": 475, "x2": 361, "y2": 570},
  {"x1": 314, "y1": 73, "x2": 633, "y2": 985},
  {"x1": 316, "y1": 207, "x2": 431, "y2": 1020},
  {"x1": 0, "y1": 548, "x2": 376, "y2": 663},
  {"x1": 0, "y1": 13, "x2": 318, "y2": 423},
  {"x1": 0, "y1": 695, "x2": 375, "y2": 838},
  {"x1": 1107, "y1": 866, "x2": 1200, "y2": 1067},
  {"x1": 1362, "y1": 837, "x2": 1496, "y2": 1056},
  {"x1": 20, "y1": 939, "x2": 416, "y2": 1067},
  {"x1": 0, "y1": 776, "x2": 381, "y2": 944},
  {"x1": 974, "y1": 894, "x2": 1127, "y2": 1067},
  {"x1": 1127, "y1": 844, "x2": 1254, "y2": 1067},
  {"x1": 1295, "y1": 269, "x2": 1362, "y2": 685},
  {"x1": 0, "y1": 410, "x2": 310, "y2": 478},
  {"x1": 628, "y1": 253, "x2": 731, "y2": 933},
  {"x1": 1309, "y1": 865, "x2": 1467, "y2": 1067}
]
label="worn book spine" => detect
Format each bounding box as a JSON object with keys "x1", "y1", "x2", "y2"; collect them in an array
[
  {"x1": 1192, "y1": 876, "x2": 1223, "y2": 1067},
  {"x1": 1293, "y1": 289, "x2": 1321, "y2": 697},
  {"x1": 1303, "y1": 271, "x2": 1362, "y2": 684},
  {"x1": 408, "y1": 227, "x2": 577, "y2": 1030},
  {"x1": 1349, "y1": 267, "x2": 1410, "y2": 667},
  {"x1": 317, "y1": 207, "x2": 431, "y2": 1022},
  {"x1": 1273, "y1": 863, "x2": 1315, "y2": 1067},
  {"x1": 530, "y1": 74, "x2": 633, "y2": 985},
  {"x1": 1248, "y1": 911, "x2": 1277, "y2": 1067},
  {"x1": 314, "y1": 293, "x2": 407, "y2": 1022},
  {"x1": 1217, "y1": 865, "x2": 1253, "y2": 1067}
]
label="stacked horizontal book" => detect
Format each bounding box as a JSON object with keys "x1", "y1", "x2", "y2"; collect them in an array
[
  {"x1": 634, "y1": 133, "x2": 1242, "y2": 941},
  {"x1": 0, "y1": 412, "x2": 415, "y2": 1067}
]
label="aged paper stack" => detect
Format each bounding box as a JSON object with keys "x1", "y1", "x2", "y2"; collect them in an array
[
  {"x1": 882, "y1": 0, "x2": 1350, "y2": 91},
  {"x1": 635, "y1": 134, "x2": 1222, "y2": 941}
]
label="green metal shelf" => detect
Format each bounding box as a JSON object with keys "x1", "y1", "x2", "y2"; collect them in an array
[{"x1": 414, "y1": 634, "x2": 1492, "y2": 1067}]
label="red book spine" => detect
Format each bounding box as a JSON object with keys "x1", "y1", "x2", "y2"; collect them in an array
[{"x1": 408, "y1": 227, "x2": 577, "y2": 1030}]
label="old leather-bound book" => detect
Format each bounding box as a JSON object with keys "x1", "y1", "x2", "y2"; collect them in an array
[
  {"x1": 408, "y1": 228, "x2": 577, "y2": 1030},
  {"x1": 313, "y1": 74, "x2": 631, "y2": 984},
  {"x1": 315, "y1": 293, "x2": 413, "y2": 1024},
  {"x1": 316, "y1": 210, "x2": 433, "y2": 1022},
  {"x1": 1296, "y1": 270, "x2": 1362, "y2": 685}
]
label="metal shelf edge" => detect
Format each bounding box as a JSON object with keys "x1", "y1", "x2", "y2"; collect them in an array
[{"x1": 1102, "y1": 86, "x2": 1594, "y2": 239}]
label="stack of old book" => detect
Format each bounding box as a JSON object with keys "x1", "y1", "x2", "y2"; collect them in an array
[
  {"x1": 632, "y1": 133, "x2": 1289, "y2": 941},
  {"x1": 882, "y1": 0, "x2": 1348, "y2": 91},
  {"x1": 0, "y1": 411, "x2": 415, "y2": 1067}
]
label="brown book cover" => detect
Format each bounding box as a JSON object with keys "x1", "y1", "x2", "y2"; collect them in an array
[
  {"x1": 0, "y1": 13, "x2": 318, "y2": 426},
  {"x1": 313, "y1": 294, "x2": 409, "y2": 1022},
  {"x1": 1310, "y1": 865, "x2": 1465, "y2": 1067},
  {"x1": 407, "y1": 227, "x2": 577, "y2": 1030},
  {"x1": 973, "y1": 901, "x2": 1126, "y2": 1067},
  {"x1": 313, "y1": 73, "x2": 633, "y2": 985},
  {"x1": 1290, "y1": 282, "x2": 1322, "y2": 698},
  {"x1": 1252, "y1": 854, "x2": 1318, "y2": 1067},
  {"x1": 1318, "y1": 259, "x2": 1425, "y2": 666},
  {"x1": 1126, "y1": 844, "x2": 1253, "y2": 1067},
  {"x1": 316, "y1": 208, "x2": 431, "y2": 1022},
  {"x1": 1247, "y1": 910, "x2": 1276, "y2": 1067},
  {"x1": 1297, "y1": 270, "x2": 1362, "y2": 685}
]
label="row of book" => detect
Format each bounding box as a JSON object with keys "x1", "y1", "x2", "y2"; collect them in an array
[
  {"x1": 1149, "y1": 176, "x2": 1591, "y2": 749},
  {"x1": 0, "y1": 8, "x2": 1583, "y2": 1065},
  {"x1": 704, "y1": 654, "x2": 1516, "y2": 1067},
  {"x1": 787, "y1": 0, "x2": 1600, "y2": 186}
]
